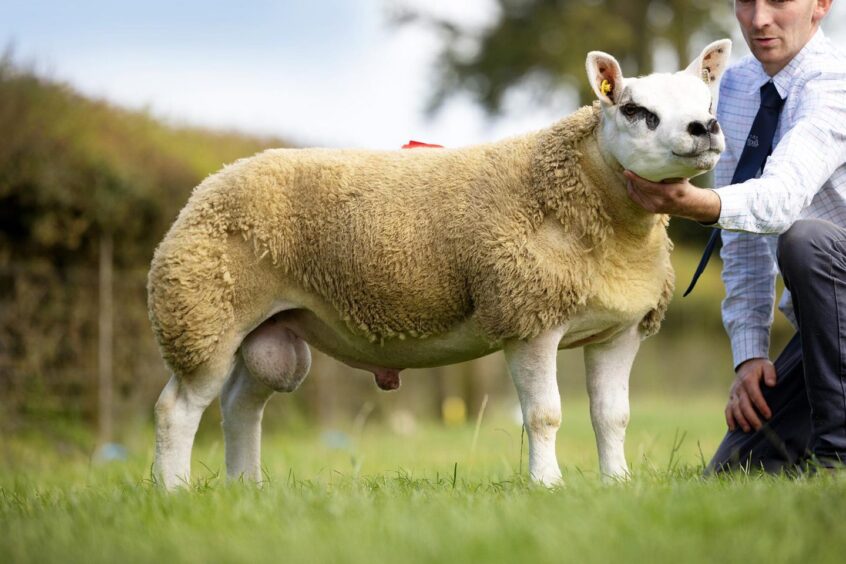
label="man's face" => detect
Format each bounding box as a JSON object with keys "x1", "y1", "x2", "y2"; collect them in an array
[{"x1": 735, "y1": 0, "x2": 832, "y2": 75}]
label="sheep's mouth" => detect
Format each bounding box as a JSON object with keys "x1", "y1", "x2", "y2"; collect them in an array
[{"x1": 672, "y1": 148, "x2": 720, "y2": 159}]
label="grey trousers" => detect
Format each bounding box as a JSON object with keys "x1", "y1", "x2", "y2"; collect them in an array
[{"x1": 708, "y1": 218, "x2": 846, "y2": 473}]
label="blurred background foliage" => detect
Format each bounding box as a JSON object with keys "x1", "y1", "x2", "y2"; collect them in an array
[
  {"x1": 396, "y1": 0, "x2": 733, "y2": 114},
  {"x1": 0, "y1": 0, "x2": 795, "y2": 445},
  {"x1": 0, "y1": 53, "x2": 287, "y2": 436}
]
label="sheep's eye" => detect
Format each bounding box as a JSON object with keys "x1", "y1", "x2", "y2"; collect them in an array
[
  {"x1": 621, "y1": 103, "x2": 660, "y2": 130},
  {"x1": 621, "y1": 104, "x2": 639, "y2": 117},
  {"x1": 644, "y1": 111, "x2": 660, "y2": 130}
]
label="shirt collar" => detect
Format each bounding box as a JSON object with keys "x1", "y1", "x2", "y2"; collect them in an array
[{"x1": 748, "y1": 28, "x2": 827, "y2": 98}]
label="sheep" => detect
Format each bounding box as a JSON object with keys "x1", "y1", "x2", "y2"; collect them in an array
[{"x1": 148, "y1": 40, "x2": 731, "y2": 489}]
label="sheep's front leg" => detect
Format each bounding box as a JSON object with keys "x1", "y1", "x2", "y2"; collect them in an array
[
  {"x1": 505, "y1": 326, "x2": 566, "y2": 486},
  {"x1": 583, "y1": 325, "x2": 640, "y2": 481}
]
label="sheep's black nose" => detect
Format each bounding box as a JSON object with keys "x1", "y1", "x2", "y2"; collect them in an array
[
  {"x1": 687, "y1": 121, "x2": 708, "y2": 137},
  {"x1": 688, "y1": 119, "x2": 720, "y2": 137}
]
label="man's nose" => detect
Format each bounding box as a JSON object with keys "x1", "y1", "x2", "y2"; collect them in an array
[
  {"x1": 751, "y1": 3, "x2": 774, "y2": 29},
  {"x1": 687, "y1": 119, "x2": 720, "y2": 137}
]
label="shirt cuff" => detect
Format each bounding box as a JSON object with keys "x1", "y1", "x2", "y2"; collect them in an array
[
  {"x1": 713, "y1": 184, "x2": 753, "y2": 231},
  {"x1": 730, "y1": 327, "x2": 771, "y2": 371},
  {"x1": 697, "y1": 189, "x2": 720, "y2": 226}
]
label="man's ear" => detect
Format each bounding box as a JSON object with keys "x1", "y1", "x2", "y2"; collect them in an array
[
  {"x1": 812, "y1": 0, "x2": 833, "y2": 25},
  {"x1": 685, "y1": 39, "x2": 732, "y2": 99},
  {"x1": 586, "y1": 51, "x2": 624, "y2": 106}
]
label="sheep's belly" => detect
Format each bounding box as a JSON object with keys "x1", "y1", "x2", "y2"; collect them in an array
[
  {"x1": 264, "y1": 306, "x2": 638, "y2": 371},
  {"x1": 273, "y1": 308, "x2": 498, "y2": 369}
]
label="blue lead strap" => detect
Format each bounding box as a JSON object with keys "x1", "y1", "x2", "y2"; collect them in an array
[{"x1": 683, "y1": 228, "x2": 721, "y2": 297}]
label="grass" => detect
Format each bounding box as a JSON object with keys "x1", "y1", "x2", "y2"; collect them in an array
[{"x1": 2, "y1": 394, "x2": 845, "y2": 563}]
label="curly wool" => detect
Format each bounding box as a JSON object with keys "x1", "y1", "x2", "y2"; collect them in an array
[
  {"x1": 467, "y1": 104, "x2": 614, "y2": 340},
  {"x1": 148, "y1": 104, "x2": 673, "y2": 375}
]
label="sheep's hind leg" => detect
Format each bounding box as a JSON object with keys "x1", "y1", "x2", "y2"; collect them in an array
[
  {"x1": 154, "y1": 355, "x2": 234, "y2": 490},
  {"x1": 220, "y1": 357, "x2": 275, "y2": 482},
  {"x1": 505, "y1": 326, "x2": 566, "y2": 486},
  {"x1": 221, "y1": 318, "x2": 311, "y2": 482},
  {"x1": 584, "y1": 325, "x2": 640, "y2": 482}
]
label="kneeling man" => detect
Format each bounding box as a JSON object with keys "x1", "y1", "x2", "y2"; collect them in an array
[{"x1": 626, "y1": 0, "x2": 846, "y2": 471}]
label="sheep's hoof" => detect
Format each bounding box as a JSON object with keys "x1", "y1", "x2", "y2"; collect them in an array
[
  {"x1": 531, "y1": 467, "x2": 563, "y2": 488},
  {"x1": 600, "y1": 469, "x2": 631, "y2": 485}
]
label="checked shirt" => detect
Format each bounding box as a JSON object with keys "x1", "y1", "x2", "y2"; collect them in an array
[{"x1": 713, "y1": 29, "x2": 846, "y2": 368}]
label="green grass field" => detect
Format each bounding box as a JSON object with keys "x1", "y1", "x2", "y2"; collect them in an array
[{"x1": 3, "y1": 395, "x2": 845, "y2": 563}]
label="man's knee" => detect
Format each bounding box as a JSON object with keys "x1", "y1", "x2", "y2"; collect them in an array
[{"x1": 777, "y1": 219, "x2": 838, "y2": 276}]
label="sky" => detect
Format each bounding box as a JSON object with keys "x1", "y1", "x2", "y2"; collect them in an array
[{"x1": 2, "y1": 1, "x2": 845, "y2": 149}]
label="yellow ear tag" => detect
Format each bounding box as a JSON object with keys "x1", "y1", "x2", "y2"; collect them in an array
[{"x1": 600, "y1": 79, "x2": 612, "y2": 96}]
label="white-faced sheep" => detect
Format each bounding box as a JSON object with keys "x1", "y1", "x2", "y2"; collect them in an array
[{"x1": 148, "y1": 40, "x2": 731, "y2": 489}]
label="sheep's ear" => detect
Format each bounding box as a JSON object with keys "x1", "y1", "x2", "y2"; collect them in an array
[
  {"x1": 685, "y1": 39, "x2": 731, "y2": 93},
  {"x1": 586, "y1": 51, "x2": 624, "y2": 106}
]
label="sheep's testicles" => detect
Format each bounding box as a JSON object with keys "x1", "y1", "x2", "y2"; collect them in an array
[
  {"x1": 241, "y1": 319, "x2": 311, "y2": 393},
  {"x1": 242, "y1": 317, "x2": 404, "y2": 391}
]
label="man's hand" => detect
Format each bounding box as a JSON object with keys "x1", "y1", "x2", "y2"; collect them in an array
[
  {"x1": 623, "y1": 170, "x2": 722, "y2": 224},
  {"x1": 725, "y1": 358, "x2": 777, "y2": 432}
]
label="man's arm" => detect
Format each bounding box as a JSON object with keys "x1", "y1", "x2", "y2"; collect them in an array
[
  {"x1": 720, "y1": 230, "x2": 779, "y2": 431},
  {"x1": 720, "y1": 231, "x2": 778, "y2": 367},
  {"x1": 623, "y1": 173, "x2": 721, "y2": 223},
  {"x1": 717, "y1": 77, "x2": 846, "y2": 233},
  {"x1": 626, "y1": 75, "x2": 846, "y2": 233}
]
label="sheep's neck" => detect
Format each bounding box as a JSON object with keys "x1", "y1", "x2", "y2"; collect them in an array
[{"x1": 586, "y1": 126, "x2": 661, "y2": 235}]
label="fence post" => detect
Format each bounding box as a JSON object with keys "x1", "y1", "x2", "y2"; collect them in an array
[{"x1": 98, "y1": 232, "x2": 113, "y2": 444}]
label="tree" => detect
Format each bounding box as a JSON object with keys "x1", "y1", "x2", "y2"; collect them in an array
[{"x1": 399, "y1": 0, "x2": 732, "y2": 115}]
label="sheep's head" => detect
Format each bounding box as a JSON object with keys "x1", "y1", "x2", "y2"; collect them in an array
[{"x1": 586, "y1": 40, "x2": 731, "y2": 182}]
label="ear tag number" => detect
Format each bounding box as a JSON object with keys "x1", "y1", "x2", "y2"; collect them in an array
[{"x1": 600, "y1": 79, "x2": 612, "y2": 95}]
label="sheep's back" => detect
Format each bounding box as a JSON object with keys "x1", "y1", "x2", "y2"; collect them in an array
[{"x1": 211, "y1": 143, "x2": 533, "y2": 341}]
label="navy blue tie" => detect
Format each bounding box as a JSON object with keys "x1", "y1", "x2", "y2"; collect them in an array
[{"x1": 683, "y1": 81, "x2": 786, "y2": 297}]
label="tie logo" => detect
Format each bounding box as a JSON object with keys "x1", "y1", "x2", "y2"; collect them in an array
[{"x1": 746, "y1": 134, "x2": 759, "y2": 148}]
